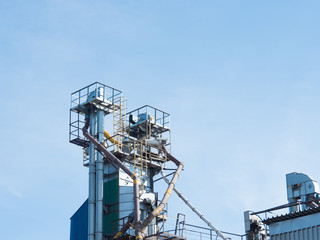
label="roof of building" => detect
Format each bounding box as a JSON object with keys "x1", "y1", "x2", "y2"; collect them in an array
[{"x1": 263, "y1": 206, "x2": 320, "y2": 225}]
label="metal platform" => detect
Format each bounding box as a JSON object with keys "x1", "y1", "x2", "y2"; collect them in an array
[
  {"x1": 127, "y1": 105, "x2": 170, "y2": 139},
  {"x1": 69, "y1": 82, "x2": 122, "y2": 147},
  {"x1": 70, "y1": 82, "x2": 122, "y2": 115}
]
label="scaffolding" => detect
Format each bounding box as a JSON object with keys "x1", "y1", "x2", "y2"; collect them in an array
[{"x1": 102, "y1": 104, "x2": 171, "y2": 195}]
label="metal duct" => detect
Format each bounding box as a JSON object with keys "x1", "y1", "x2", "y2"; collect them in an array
[
  {"x1": 95, "y1": 110, "x2": 104, "y2": 240},
  {"x1": 104, "y1": 129, "x2": 120, "y2": 145},
  {"x1": 113, "y1": 215, "x2": 134, "y2": 239},
  {"x1": 135, "y1": 147, "x2": 184, "y2": 240},
  {"x1": 88, "y1": 111, "x2": 96, "y2": 240}
]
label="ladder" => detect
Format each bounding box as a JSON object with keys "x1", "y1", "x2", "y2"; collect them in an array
[
  {"x1": 133, "y1": 139, "x2": 149, "y2": 191},
  {"x1": 112, "y1": 96, "x2": 127, "y2": 153}
]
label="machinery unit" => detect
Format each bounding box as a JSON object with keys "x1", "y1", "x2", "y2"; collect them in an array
[
  {"x1": 244, "y1": 172, "x2": 320, "y2": 240},
  {"x1": 243, "y1": 211, "x2": 266, "y2": 240},
  {"x1": 286, "y1": 172, "x2": 320, "y2": 212}
]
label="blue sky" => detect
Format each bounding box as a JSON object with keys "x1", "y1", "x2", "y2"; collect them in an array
[{"x1": 1, "y1": 1, "x2": 320, "y2": 239}]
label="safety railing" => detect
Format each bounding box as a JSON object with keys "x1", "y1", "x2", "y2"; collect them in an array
[
  {"x1": 174, "y1": 223, "x2": 245, "y2": 240},
  {"x1": 69, "y1": 110, "x2": 89, "y2": 147},
  {"x1": 70, "y1": 82, "x2": 122, "y2": 110},
  {"x1": 127, "y1": 105, "x2": 170, "y2": 139},
  {"x1": 69, "y1": 82, "x2": 122, "y2": 147}
]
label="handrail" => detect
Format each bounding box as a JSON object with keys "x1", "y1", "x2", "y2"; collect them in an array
[
  {"x1": 251, "y1": 199, "x2": 320, "y2": 215},
  {"x1": 184, "y1": 223, "x2": 244, "y2": 238},
  {"x1": 71, "y1": 82, "x2": 122, "y2": 95}
]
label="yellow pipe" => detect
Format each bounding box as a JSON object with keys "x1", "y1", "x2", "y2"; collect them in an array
[
  {"x1": 113, "y1": 232, "x2": 123, "y2": 239},
  {"x1": 104, "y1": 130, "x2": 120, "y2": 145}
]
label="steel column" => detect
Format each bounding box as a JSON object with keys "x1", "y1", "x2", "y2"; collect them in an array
[
  {"x1": 89, "y1": 110, "x2": 97, "y2": 240},
  {"x1": 96, "y1": 110, "x2": 104, "y2": 240}
]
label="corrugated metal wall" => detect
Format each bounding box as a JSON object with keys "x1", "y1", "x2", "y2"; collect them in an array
[
  {"x1": 103, "y1": 178, "x2": 119, "y2": 236},
  {"x1": 271, "y1": 225, "x2": 320, "y2": 240},
  {"x1": 70, "y1": 199, "x2": 88, "y2": 240}
]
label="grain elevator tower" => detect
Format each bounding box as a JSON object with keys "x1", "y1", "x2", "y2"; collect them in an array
[{"x1": 69, "y1": 82, "x2": 182, "y2": 240}]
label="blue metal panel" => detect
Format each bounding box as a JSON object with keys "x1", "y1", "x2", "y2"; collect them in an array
[
  {"x1": 70, "y1": 199, "x2": 88, "y2": 240},
  {"x1": 269, "y1": 212, "x2": 320, "y2": 239}
]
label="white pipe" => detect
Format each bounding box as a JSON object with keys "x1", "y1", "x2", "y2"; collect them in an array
[
  {"x1": 88, "y1": 111, "x2": 97, "y2": 240},
  {"x1": 136, "y1": 147, "x2": 183, "y2": 239},
  {"x1": 95, "y1": 110, "x2": 104, "y2": 240},
  {"x1": 136, "y1": 163, "x2": 184, "y2": 239},
  {"x1": 160, "y1": 168, "x2": 229, "y2": 240}
]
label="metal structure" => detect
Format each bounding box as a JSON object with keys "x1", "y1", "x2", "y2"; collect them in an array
[
  {"x1": 244, "y1": 172, "x2": 320, "y2": 240},
  {"x1": 69, "y1": 83, "x2": 181, "y2": 240},
  {"x1": 286, "y1": 172, "x2": 320, "y2": 213},
  {"x1": 69, "y1": 82, "x2": 232, "y2": 240},
  {"x1": 69, "y1": 84, "x2": 320, "y2": 240},
  {"x1": 70, "y1": 83, "x2": 122, "y2": 240}
]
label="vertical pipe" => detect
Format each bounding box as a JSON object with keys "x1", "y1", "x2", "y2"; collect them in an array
[
  {"x1": 89, "y1": 111, "x2": 97, "y2": 240},
  {"x1": 133, "y1": 177, "x2": 140, "y2": 224},
  {"x1": 301, "y1": 195, "x2": 307, "y2": 211},
  {"x1": 96, "y1": 110, "x2": 104, "y2": 240}
]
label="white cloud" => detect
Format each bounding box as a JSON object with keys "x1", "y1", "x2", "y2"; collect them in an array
[{"x1": 0, "y1": 180, "x2": 24, "y2": 198}]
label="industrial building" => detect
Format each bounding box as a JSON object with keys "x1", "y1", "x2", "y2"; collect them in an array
[
  {"x1": 244, "y1": 172, "x2": 320, "y2": 240},
  {"x1": 69, "y1": 82, "x2": 233, "y2": 240},
  {"x1": 69, "y1": 82, "x2": 320, "y2": 240}
]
